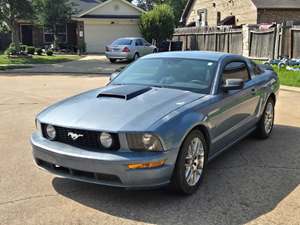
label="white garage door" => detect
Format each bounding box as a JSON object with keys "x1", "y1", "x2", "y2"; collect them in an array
[{"x1": 84, "y1": 23, "x2": 141, "y2": 53}]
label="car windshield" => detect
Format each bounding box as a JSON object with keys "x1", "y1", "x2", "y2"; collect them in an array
[
  {"x1": 112, "y1": 39, "x2": 132, "y2": 45},
  {"x1": 111, "y1": 58, "x2": 217, "y2": 94}
]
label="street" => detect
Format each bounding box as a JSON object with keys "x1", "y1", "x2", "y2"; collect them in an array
[{"x1": 0, "y1": 74, "x2": 299, "y2": 225}]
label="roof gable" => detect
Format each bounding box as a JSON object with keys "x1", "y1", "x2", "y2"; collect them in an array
[
  {"x1": 79, "y1": 0, "x2": 144, "y2": 17},
  {"x1": 181, "y1": 0, "x2": 300, "y2": 24}
]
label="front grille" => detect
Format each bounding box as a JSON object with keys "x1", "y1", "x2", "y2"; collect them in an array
[
  {"x1": 36, "y1": 158, "x2": 122, "y2": 184},
  {"x1": 41, "y1": 124, "x2": 120, "y2": 151}
]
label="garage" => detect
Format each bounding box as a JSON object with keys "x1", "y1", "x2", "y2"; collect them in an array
[
  {"x1": 84, "y1": 21, "x2": 141, "y2": 53},
  {"x1": 76, "y1": 0, "x2": 144, "y2": 53}
]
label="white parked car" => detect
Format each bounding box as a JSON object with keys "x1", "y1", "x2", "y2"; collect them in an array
[{"x1": 105, "y1": 37, "x2": 157, "y2": 63}]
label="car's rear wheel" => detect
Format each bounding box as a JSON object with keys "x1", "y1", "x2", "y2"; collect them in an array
[
  {"x1": 254, "y1": 98, "x2": 275, "y2": 139},
  {"x1": 171, "y1": 130, "x2": 208, "y2": 195},
  {"x1": 109, "y1": 59, "x2": 117, "y2": 63}
]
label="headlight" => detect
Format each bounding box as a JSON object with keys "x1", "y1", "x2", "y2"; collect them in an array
[
  {"x1": 127, "y1": 133, "x2": 164, "y2": 152},
  {"x1": 45, "y1": 124, "x2": 56, "y2": 140},
  {"x1": 100, "y1": 132, "x2": 113, "y2": 148}
]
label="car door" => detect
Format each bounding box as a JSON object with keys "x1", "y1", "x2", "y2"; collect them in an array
[
  {"x1": 142, "y1": 39, "x2": 153, "y2": 55},
  {"x1": 209, "y1": 60, "x2": 261, "y2": 153},
  {"x1": 135, "y1": 39, "x2": 145, "y2": 56}
]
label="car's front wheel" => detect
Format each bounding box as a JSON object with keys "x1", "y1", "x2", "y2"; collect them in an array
[
  {"x1": 254, "y1": 97, "x2": 275, "y2": 139},
  {"x1": 171, "y1": 130, "x2": 208, "y2": 195}
]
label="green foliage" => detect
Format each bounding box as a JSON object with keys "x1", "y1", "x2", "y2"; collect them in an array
[
  {"x1": 46, "y1": 50, "x2": 54, "y2": 56},
  {"x1": 20, "y1": 45, "x2": 28, "y2": 52},
  {"x1": 0, "y1": 0, "x2": 33, "y2": 46},
  {"x1": 27, "y1": 46, "x2": 35, "y2": 55},
  {"x1": 139, "y1": 4, "x2": 175, "y2": 44},
  {"x1": 136, "y1": 0, "x2": 187, "y2": 25},
  {"x1": 4, "y1": 44, "x2": 17, "y2": 56},
  {"x1": 33, "y1": 0, "x2": 76, "y2": 48},
  {"x1": 36, "y1": 48, "x2": 43, "y2": 55}
]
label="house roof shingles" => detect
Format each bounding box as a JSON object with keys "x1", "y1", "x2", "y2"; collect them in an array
[
  {"x1": 70, "y1": 0, "x2": 103, "y2": 16},
  {"x1": 252, "y1": 0, "x2": 300, "y2": 9}
]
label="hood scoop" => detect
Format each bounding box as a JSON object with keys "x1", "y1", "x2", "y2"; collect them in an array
[{"x1": 97, "y1": 85, "x2": 152, "y2": 100}]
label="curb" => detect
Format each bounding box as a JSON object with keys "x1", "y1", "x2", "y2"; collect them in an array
[{"x1": 280, "y1": 85, "x2": 300, "y2": 93}]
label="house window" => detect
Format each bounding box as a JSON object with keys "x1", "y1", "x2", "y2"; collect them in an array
[
  {"x1": 197, "y1": 9, "x2": 207, "y2": 27},
  {"x1": 44, "y1": 25, "x2": 67, "y2": 44}
]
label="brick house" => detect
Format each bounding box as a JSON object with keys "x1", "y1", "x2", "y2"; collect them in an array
[
  {"x1": 17, "y1": 0, "x2": 144, "y2": 53},
  {"x1": 181, "y1": 0, "x2": 300, "y2": 27}
]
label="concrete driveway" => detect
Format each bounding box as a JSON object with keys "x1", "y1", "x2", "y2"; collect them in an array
[
  {"x1": 0, "y1": 75, "x2": 299, "y2": 225},
  {"x1": 2, "y1": 55, "x2": 127, "y2": 74}
]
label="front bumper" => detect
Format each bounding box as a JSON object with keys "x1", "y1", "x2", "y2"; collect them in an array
[
  {"x1": 105, "y1": 51, "x2": 133, "y2": 60},
  {"x1": 31, "y1": 132, "x2": 177, "y2": 189}
]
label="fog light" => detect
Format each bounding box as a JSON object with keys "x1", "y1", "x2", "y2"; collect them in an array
[
  {"x1": 128, "y1": 160, "x2": 166, "y2": 169},
  {"x1": 46, "y1": 124, "x2": 56, "y2": 140},
  {"x1": 100, "y1": 132, "x2": 113, "y2": 148}
]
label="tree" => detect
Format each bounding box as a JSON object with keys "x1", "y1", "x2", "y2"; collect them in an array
[
  {"x1": 135, "y1": 0, "x2": 187, "y2": 26},
  {"x1": 165, "y1": 0, "x2": 187, "y2": 26},
  {"x1": 139, "y1": 4, "x2": 175, "y2": 45},
  {"x1": 33, "y1": 0, "x2": 76, "y2": 49},
  {"x1": 0, "y1": 0, "x2": 33, "y2": 47}
]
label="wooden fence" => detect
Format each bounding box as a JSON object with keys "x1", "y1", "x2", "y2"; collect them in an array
[
  {"x1": 173, "y1": 27, "x2": 243, "y2": 55},
  {"x1": 291, "y1": 28, "x2": 300, "y2": 58},
  {"x1": 173, "y1": 24, "x2": 300, "y2": 59}
]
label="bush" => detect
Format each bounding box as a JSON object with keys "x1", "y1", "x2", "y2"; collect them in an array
[
  {"x1": 4, "y1": 43, "x2": 18, "y2": 55},
  {"x1": 46, "y1": 50, "x2": 54, "y2": 56},
  {"x1": 27, "y1": 46, "x2": 35, "y2": 55},
  {"x1": 20, "y1": 45, "x2": 28, "y2": 52},
  {"x1": 139, "y1": 4, "x2": 175, "y2": 45},
  {"x1": 36, "y1": 48, "x2": 43, "y2": 55}
]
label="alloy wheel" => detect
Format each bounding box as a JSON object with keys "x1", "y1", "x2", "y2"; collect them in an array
[
  {"x1": 184, "y1": 137, "x2": 205, "y2": 186},
  {"x1": 264, "y1": 102, "x2": 274, "y2": 134}
]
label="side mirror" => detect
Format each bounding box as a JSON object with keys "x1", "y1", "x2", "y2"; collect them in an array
[{"x1": 222, "y1": 79, "x2": 244, "y2": 92}]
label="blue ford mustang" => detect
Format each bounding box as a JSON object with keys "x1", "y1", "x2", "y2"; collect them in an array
[{"x1": 31, "y1": 51, "x2": 279, "y2": 194}]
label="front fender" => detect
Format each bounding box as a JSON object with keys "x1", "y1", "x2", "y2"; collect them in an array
[{"x1": 151, "y1": 107, "x2": 209, "y2": 151}]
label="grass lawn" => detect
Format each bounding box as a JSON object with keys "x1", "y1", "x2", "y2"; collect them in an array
[
  {"x1": 0, "y1": 54, "x2": 81, "y2": 65},
  {"x1": 255, "y1": 60, "x2": 300, "y2": 87},
  {"x1": 272, "y1": 66, "x2": 300, "y2": 87}
]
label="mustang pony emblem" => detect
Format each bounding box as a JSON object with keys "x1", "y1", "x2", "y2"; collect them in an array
[{"x1": 68, "y1": 132, "x2": 84, "y2": 140}]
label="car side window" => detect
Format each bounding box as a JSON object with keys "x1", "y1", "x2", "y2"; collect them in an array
[
  {"x1": 223, "y1": 61, "x2": 250, "y2": 83},
  {"x1": 250, "y1": 61, "x2": 264, "y2": 75},
  {"x1": 135, "y1": 39, "x2": 143, "y2": 46}
]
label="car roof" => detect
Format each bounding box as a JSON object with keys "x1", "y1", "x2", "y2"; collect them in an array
[
  {"x1": 116, "y1": 37, "x2": 142, "y2": 40},
  {"x1": 143, "y1": 51, "x2": 239, "y2": 61}
]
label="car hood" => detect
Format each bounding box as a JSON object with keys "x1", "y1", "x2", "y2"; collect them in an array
[{"x1": 38, "y1": 85, "x2": 204, "y2": 132}]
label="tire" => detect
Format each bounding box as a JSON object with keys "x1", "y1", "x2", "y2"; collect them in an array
[
  {"x1": 109, "y1": 59, "x2": 117, "y2": 63},
  {"x1": 171, "y1": 130, "x2": 208, "y2": 195},
  {"x1": 133, "y1": 53, "x2": 139, "y2": 61},
  {"x1": 254, "y1": 98, "x2": 275, "y2": 139}
]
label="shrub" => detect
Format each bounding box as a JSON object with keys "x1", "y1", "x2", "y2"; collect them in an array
[
  {"x1": 27, "y1": 46, "x2": 35, "y2": 55},
  {"x1": 20, "y1": 45, "x2": 28, "y2": 52},
  {"x1": 139, "y1": 4, "x2": 175, "y2": 46},
  {"x1": 46, "y1": 50, "x2": 54, "y2": 56},
  {"x1": 36, "y1": 48, "x2": 43, "y2": 55},
  {"x1": 4, "y1": 43, "x2": 18, "y2": 55}
]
